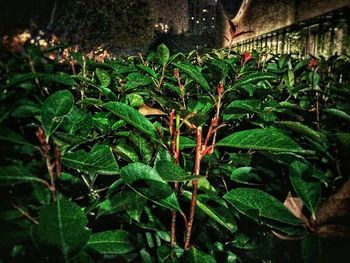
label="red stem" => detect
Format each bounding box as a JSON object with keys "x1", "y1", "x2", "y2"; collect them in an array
[
  {"x1": 184, "y1": 126, "x2": 202, "y2": 250},
  {"x1": 170, "y1": 111, "x2": 181, "y2": 249},
  {"x1": 36, "y1": 127, "x2": 57, "y2": 201}
]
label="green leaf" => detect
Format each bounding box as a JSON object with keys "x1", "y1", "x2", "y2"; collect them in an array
[
  {"x1": 211, "y1": 59, "x2": 228, "y2": 81},
  {"x1": 32, "y1": 198, "x2": 90, "y2": 261},
  {"x1": 31, "y1": 182, "x2": 51, "y2": 205},
  {"x1": 284, "y1": 69, "x2": 295, "y2": 90},
  {"x1": 61, "y1": 144, "x2": 119, "y2": 175},
  {"x1": 226, "y1": 99, "x2": 261, "y2": 112},
  {"x1": 176, "y1": 62, "x2": 210, "y2": 91},
  {"x1": 72, "y1": 251, "x2": 95, "y2": 263},
  {"x1": 52, "y1": 132, "x2": 88, "y2": 149},
  {"x1": 98, "y1": 190, "x2": 147, "y2": 222},
  {"x1": 0, "y1": 127, "x2": 33, "y2": 146},
  {"x1": 157, "y1": 43, "x2": 170, "y2": 66},
  {"x1": 223, "y1": 99, "x2": 261, "y2": 121},
  {"x1": 294, "y1": 59, "x2": 308, "y2": 71},
  {"x1": 0, "y1": 165, "x2": 47, "y2": 186},
  {"x1": 217, "y1": 127, "x2": 313, "y2": 154},
  {"x1": 230, "y1": 167, "x2": 262, "y2": 185},
  {"x1": 323, "y1": 108, "x2": 350, "y2": 123},
  {"x1": 182, "y1": 247, "x2": 216, "y2": 263},
  {"x1": 104, "y1": 102, "x2": 159, "y2": 140},
  {"x1": 11, "y1": 101, "x2": 41, "y2": 118},
  {"x1": 277, "y1": 121, "x2": 322, "y2": 142},
  {"x1": 125, "y1": 73, "x2": 152, "y2": 90},
  {"x1": 88, "y1": 230, "x2": 134, "y2": 254},
  {"x1": 155, "y1": 160, "x2": 196, "y2": 182},
  {"x1": 289, "y1": 161, "x2": 321, "y2": 219},
  {"x1": 96, "y1": 68, "x2": 111, "y2": 88},
  {"x1": 129, "y1": 132, "x2": 154, "y2": 163},
  {"x1": 5, "y1": 72, "x2": 76, "y2": 88},
  {"x1": 61, "y1": 106, "x2": 93, "y2": 137},
  {"x1": 120, "y1": 163, "x2": 180, "y2": 211},
  {"x1": 234, "y1": 72, "x2": 276, "y2": 87},
  {"x1": 309, "y1": 72, "x2": 321, "y2": 88},
  {"x1": 224, "y1": 188, "x2": 302, "y2": 225},
  {"x1": 183, "y1": 191, "x2": 237, "y2": 232},
  {"x1": 137, "y1": 64, "x2": 158, "y2": 78},
  {"x1": 41, "y1": 90, "x2": 74, "y2": 138},
  {"x1": 179, "y1": 136, "x2": 196, "y2": 149},
  {"x1": 113, "y1": 141, "x2": 139, "y2": 163},
  {"x1": 127, "y1": 93, "x2": 144, "y2": 108}
]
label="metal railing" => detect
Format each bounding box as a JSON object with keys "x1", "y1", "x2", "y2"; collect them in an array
[{"x1": 233, "y1": 6, "x2": 350, "y2": 57}]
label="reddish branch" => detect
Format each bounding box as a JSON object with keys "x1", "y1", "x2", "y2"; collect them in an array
[
  {"x1": 36, "y1": 127, "x2": 61, "y2": 201},
  {"x1": 12, "y1": 203, "x2": 39, "y2": 225},
  {"x1": 184, "y1": 126, "x2": 202, "y2": 250}
]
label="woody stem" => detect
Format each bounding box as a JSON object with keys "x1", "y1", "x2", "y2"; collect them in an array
[{"x1": 184, "y1": 126, "x2": 202, "y2": 250}]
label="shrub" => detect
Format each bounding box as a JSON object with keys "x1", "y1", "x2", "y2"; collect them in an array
[{"x1": 0, "y1": 44, "x2": 349, "y2": 262}]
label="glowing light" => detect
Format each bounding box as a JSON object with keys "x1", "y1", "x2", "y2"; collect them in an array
[{"x1": 155, "y1": 23, "x2": 169, "y2": 33}]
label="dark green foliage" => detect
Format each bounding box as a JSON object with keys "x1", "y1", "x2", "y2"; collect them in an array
[
  {"x1": 0, "y1": 44, "x2": 349, "y2": 263},
  {"x1": 54, "y1": 0, "x2": 156, "y2": 51}
]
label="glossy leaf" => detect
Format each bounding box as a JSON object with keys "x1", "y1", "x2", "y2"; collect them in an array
[
  {"x1": 179, "y1": 136, "x2": 196, "y2": 149},
  {"x1": 217, "y1": 127, "x2": 313, "y2": 154},
  {"x1": 61, "y1": 106, "x2": 93, "y2": 137},
  {"x1": 323, "y1": 108, "x2": 350, "y2": 123},
  {"x1": 183, "y1": 191, "x2": 237, "y2": 232},
  {"x1": 176, "y1": 62, "x2": 210, "y2": 91},
  {"x1": 32, "y1": 198, "x2": 90, "y2": 260},
  {"x1": 125, "y1": 73, "x2": 152, "y2": 90},
  {"x1": 96, "y1": 68, "x2": 111, "y2": 88},
  {"x1": 182, "y1": 247, "x2": 216, "y2": 263},
  {"x1": 120, "y1": 163, "x2": 180, "y2": 211},
  {"x1": 289, "y1": 161, "x2": 321, "y2": 219},
  {"x1": 52, "y1": 132, "x2": 88, "y2": 148},
  {"x1": 6, "y1": 72, "x2": 76, "y2": 88},
  {"x1": 129, "y1": 132, "x2": 154, "y2": 163},
  {"x1": 11, "y1": 101, "x2": 41, "y2": 118},
  {"x1": 230, "y1": 167, "x2": 262, "y2": 185},
  {"x1": 155, "y1": 160, "x2": 196, "y2": 182},
  {"x1": 127, "y1": 93, "x2": 144, "y2": 108},
  {"x1": 224, "y1": 188, "x2": 303, "y2": 225},
  {"x1": 61, "y1": 144, "x2": 119, "y2": 175},
  {"x1": 104, "y1": 102, "x2": 159, "y2": 140},
  {"x1": 278, "y1": 121, "x2": 322, "y2": 142},
  {"x1": 41, "y1": 90, "x2": 74, "y2": 138},
  {"x1": 226, "y1": 99, "x2": 261, "y2": 112},
  {"x1": 157, "y1": 43, "x2": 170, "y2": 66},
  {"x1": 98, "y1": 190, "x2": 147, "y2": 222},
  {"x1": 234, "y1": 72, "x2": 276, "y2": 87},
  {"x1": 211, "y1": 59, "x2": 228, "y2": 81},
  {"x1": 223, "y1": 99, "x2": 260, "y2": 121},
  {"x1": 0, "y1": 127, "x2": 33, "y2": 146},
  {"x1": 113, "y1": 141, "x2": 139, "y2": 162},
  {"x1": 0, "y1": 165, "x2": 47, "y2": 186},
  {"x1": 137, "y1": 64, "x2": 158, "y2": 78},
  {"x1": 88, "y1": 230, "x2": 134, "y2": 254},
  {"x1": 284, "y1": 69, "x2": 295, "y2": 90}
]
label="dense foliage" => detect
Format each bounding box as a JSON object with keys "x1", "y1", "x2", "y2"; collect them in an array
[
  {"x1": 0, "y1": 43, "x2": 349, "y2": 262},
  {"x1": 53, "y1": 0, "x2": 156, "y2": 51},
  {"x1": 1, "y1": 0, "x2": 157, "y2": 53}
]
